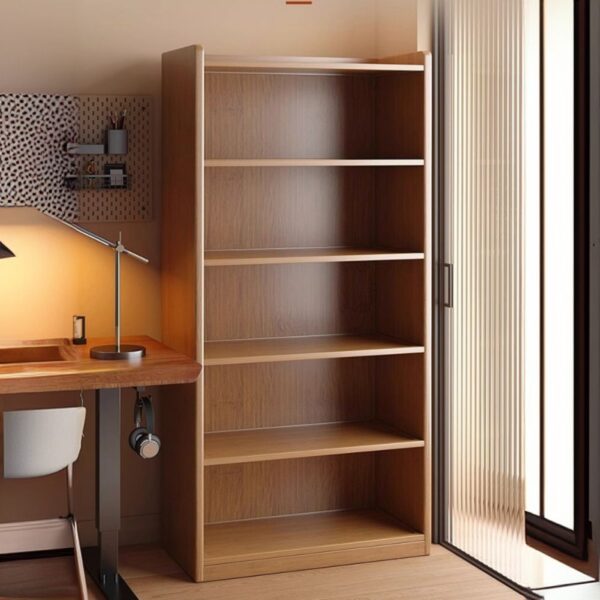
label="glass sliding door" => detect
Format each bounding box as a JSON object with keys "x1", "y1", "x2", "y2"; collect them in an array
[{"x1": 442, "y1": 0, "x2": 527, "y2": 579}]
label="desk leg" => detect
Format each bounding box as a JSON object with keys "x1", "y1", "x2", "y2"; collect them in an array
[{"x1": 83, "y1": 388, "x2": 138, "y2": 600}]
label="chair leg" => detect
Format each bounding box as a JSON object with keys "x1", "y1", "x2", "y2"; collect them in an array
[
  {"x1": 70, "y1": 516, "x2": 88, "y2": 600},
  {"x1": 66, "y1": 464, "x2": 88, "y2": 600},
  {"x1": 66, "y1": 464, "x2": 75, "y2": 516}
]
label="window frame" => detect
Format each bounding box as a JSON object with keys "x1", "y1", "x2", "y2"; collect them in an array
[{"x1": 524, "y1": 0, "x2": 590, "y2": 561}]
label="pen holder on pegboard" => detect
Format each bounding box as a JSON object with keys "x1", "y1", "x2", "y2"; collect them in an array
[{"x1": 106, "y1": 129, "x2": 128, "y2": 155}]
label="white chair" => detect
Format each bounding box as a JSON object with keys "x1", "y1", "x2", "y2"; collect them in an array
[{"x1": 1, "y1": 407, "x2": 88, "y2": 600}]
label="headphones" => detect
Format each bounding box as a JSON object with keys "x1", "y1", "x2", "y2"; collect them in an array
[{"x1": 129, "y1": 390, "x2": 161, "y2": 459}]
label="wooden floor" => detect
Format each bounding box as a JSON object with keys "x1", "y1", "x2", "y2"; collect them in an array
[{"x1": 0, "y1": 544, "x2": 521, "y2": 600}]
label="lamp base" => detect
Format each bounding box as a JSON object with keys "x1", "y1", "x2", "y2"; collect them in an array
[{"x1": 90, "y1": 344, "x2": 146, "y2": 360}]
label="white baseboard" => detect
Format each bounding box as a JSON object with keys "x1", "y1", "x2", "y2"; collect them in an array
[
  {"x1": 0, "y1": 518, "x2": 72, "y2": 554},
  {"x1": 0, "y1": 513, "x2": 160, "y2": 553}
]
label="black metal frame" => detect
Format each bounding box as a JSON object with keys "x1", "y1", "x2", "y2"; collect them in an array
[
  {"x1": 431, "y1": 0, "x2": 445, "y2": 545},
  {"x1": 82, "y1": 388, "x2": 138, "y2": 599},
  {"x1": 524, "y1": 0, "x2": 590, "y2": 561}
]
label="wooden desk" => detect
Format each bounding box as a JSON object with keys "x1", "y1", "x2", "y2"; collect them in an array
[{"x1": 0, "y1": 336, "x2": 201, "y2": 600}]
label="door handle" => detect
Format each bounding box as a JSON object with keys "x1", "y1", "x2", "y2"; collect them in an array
[{"x1": 444, "y1": 263, "x2": 454, "y2": 308}]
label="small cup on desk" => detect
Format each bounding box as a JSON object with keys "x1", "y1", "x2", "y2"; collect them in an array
[{"x1": 107, "y1": 129, "x2": 128, "y2": 155}]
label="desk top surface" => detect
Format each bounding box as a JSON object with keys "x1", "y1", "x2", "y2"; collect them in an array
[{"x1": 0, "y1": 336, "x2": 201, "y2": 394}]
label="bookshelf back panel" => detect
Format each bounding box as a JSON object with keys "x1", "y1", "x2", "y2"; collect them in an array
[
  {"x1": 205, "y1": 167, "x2": 375, "y2": 251},
  {"x1": 205, "y1": 454, "x2": 376, "y2": 523},
  {"x1": 376, "y1": 449, "x2": 426, "y2": 534},
  {"x1": 205, "y1": 73, "x2": 374, "y2": 159},
  {"x1": 375, "y1": 167, "x2": 425, "y2": 251},
  {"x1": 205, "y1": 450, "x2": 426, "y2": 531},
  {"x1": 375, "y1": 354, "x2": 426, "y2": 440},
  {"x1": 205, "y1": 358, "x2": 375, "y2": 432},
  {"x1": 205, "y1": 262, "x2": 424, "y2": 342},
  {"x1": 374, "y1": 261, "x2": 424, "y2": 345},
  {"x1": 375, "y1": 72, "x2": 425, "y2": 159},
  {"x1": 204, "y1": 262, "x2": 375, "y2": 341},
  {"x1": 205, "y1": 71, "x2": 424, "y2": 159}
]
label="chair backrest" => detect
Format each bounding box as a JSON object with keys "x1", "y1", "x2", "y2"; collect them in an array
[{"x1": 3, "y1": 407, "x2": 86, "y2": 479}]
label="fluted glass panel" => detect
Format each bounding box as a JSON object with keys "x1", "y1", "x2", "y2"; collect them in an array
[{"x1": 446, "y1": 0, "x2": 525, "y2": 566}]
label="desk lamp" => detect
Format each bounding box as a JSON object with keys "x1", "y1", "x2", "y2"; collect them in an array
[{"x1": 48, "y1": 215, "x2": 150, "y2": 360}]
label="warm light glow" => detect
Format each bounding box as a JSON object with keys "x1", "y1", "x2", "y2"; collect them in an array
[{"x1": 0, "y1": 208, "x2": 160, "y2": 341}]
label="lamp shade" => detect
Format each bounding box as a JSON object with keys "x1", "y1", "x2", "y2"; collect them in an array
[{"x1": 0, "y1": 241, "x2": 15, "y2": 259}]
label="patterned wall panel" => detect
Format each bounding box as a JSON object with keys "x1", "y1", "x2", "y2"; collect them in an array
[
  {"x1": 0, "y1": 94, "x2": 80, "y2": 220},
  {"x1": 0, "y1": 94, "x2": 152, "y2": 223}
]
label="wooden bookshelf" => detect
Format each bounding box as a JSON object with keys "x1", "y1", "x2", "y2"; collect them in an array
[{"x1": 161, "y1": 46, "x2": 431, "y2": 583}]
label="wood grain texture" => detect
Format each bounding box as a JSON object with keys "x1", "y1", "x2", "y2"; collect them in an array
[
  {"x1": 0, "y1": 544, "x2": 521, "y2": 600},
  {"x1": 376, "y1": 72, "x2": 424, "y2": 159},
  {"x1": 376, "y1": 449, "x2": 426, "y2": 540},
  {"x1": 206, "y1": 262, "x2": 425, "y2": 343},
  {"x1": 405, "y1": 51, "x2": 432, "y2": 554},
  {"x1": 161, "y1": 48, "x2": 432, "y2": 581},
  {"x1": 422, "y1": 51, "x2": 433, "y2": 554},
  {"x1": 205, "y1": 55, "x2": 425, "y2": 73},
  {"x1": 205, "y1": 159, "x2": 424, "y2": 166},
  {"x1": 204, "y1": 263, "x2": 375, "y2": 341},
  {"x1": 204, "y1": 509, "x2": 422, "y2": 565},
  {"x1": 376, "y1": 260, "x2": 425, "y2": 344},
  {"x1": 204, "y1": 334, "x2": 424, "y2": 366},
  {"x1": 0, "y1": 336, "x2": 200, "y2": 395},
  {"x1": 375, "y1": 167, "x2": 425, "y2": 251},
  {"x1": 204, "y1": 359, "x2": 375, "y2": 432},
  {"x1": 205, "y1": 167, "x2": 375, "y2": 251},
  {"x1": 160, "y1": 44, "x2": 205, "y2": 582},
  {"x1": 0, "y1": 343, "x2": 66, "y2": 364},
  {"x1": 161, "y1": 45, "x2": 203, "y2": 362},
  {"x1": 205, "y1": 356, "x2": 425, "y2": 434},
  {"x1": 204, "y1": 422, "x2": 424, "y2": 465},
  {"x1": 206, "y1": 73, "x2": 374, "y2": 160},
  {"x1": 205, "y1": 248, "x2": 424, "y2": 266},
  {"x1": 375, "y1": 354, "x2": 426, "y2": 439},
  {"x1": 377, "y1": 52, "x2": 431, "y2": 66},
  {"x1": 203, "y1": 540, "x2": 426, "y2": 581},
  {"x1": 204, "y1": 454, "x2": 375, "y2": 523}
]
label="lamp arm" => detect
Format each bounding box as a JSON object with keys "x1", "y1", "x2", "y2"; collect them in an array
[
  {"x1": 121, "y1": 247, "x2": 150, "y2": 264},
  {"x1": 47, "y1": 214, "x2": 149, "y2": 264}
]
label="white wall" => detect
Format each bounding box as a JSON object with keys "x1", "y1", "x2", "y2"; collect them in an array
[
  {"x1": 376, "y1": 0, "x2": 431, "y2": 57},
  {"x1": 0, "y1": 0, "x2": 384, "y2": 96}
]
